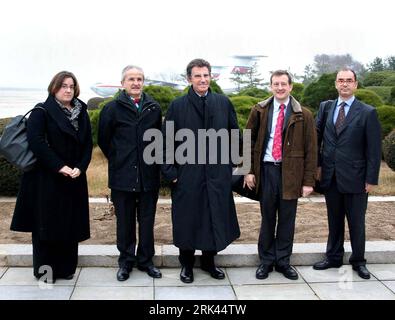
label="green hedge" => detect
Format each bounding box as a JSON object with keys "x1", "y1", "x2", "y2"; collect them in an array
[
  {"x1": 301, "y1": 73, "x2": 338, "y2": 111},
  {"x1": 87, "y1": 97, "x2": 106, "y2": 110},
  {"x1": 382, "y1": 75, "x2": 395, "y2": 87},
  {"x1": 0, "y1": 117, "x2": 22, "y2": 196},
  {"x1": 291, "y1": 83, "x2": 305, "y2": 102},
  {"x1": 237, "y1": 87, "x2": 269, "y2": 99},
  {"x1": 144, "y1": 85, "x2": 182, "y2": 115},
  {"x1": 230, "y1": 96, "x2": 261, "y2": 130},
  {"x1": 376, "y1": 106, "x2": 395, "y2": 138},
  {"x1": 363, "y1": 71, "x2": 395, "y2": 87},
  {"x1": 355, "y1": 89, "x2": 384, "y2": 108},
  {"x1": 383, "y1": 130, "x2": 395, "y2": 171},
  {"x1": 366, "y1": 86, "x2": 393, "y2": 105}
]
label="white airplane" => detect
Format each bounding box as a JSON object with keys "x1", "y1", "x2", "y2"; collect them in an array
[{"x1": 90, "y1": 55, "x2": 267, "y2": 96}]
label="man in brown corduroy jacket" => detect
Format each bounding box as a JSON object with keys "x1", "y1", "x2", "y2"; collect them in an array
[{"x1": 244, "y1": 70, "x2": 317, "y2": 280}]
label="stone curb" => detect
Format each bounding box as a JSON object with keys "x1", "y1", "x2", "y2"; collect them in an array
[{"x1": 1, "y1": 241, "x2": 395, "y2": 267}]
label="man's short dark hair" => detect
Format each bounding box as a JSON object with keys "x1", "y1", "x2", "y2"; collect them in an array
[
  {"x1": 270, "y1": 70, "x2": 292, "y2": 85},
  {"x1": 186, "y1": 59, "x2": 211, "y2": 78},
  {"x1": 337, "y1": 68, "x2": 357, "y2": 81}
]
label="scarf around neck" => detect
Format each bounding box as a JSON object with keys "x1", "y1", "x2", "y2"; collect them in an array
[{"x1": 55, "y1": 98, "x2": 82, "y2": 130}]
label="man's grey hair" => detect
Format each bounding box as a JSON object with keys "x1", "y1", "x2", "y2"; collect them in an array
[{"x1": 121, "y1": 65, "x2": 145, "y2": 81}]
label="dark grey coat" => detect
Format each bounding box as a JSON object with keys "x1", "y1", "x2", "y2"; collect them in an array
[
  {"x1": 11, "y1": 95, "x2": 92, "y2": 242},
  {"x1": 162, "y1": 87, "x2": 240, "y2": 252}
]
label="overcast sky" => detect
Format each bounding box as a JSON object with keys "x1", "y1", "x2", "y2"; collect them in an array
[{"x1": 1, "y1": 0, "x2": 394, "y2": 90}]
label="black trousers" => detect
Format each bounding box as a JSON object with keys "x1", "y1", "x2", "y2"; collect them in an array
[
  {"x1": 324, "y1": 175, "x2": 368, "y2": 266},
  {"x1": 179, "y1": 249, "x2": 217, "y2": 269},
  {"x1": 111, "y1": 189, "x2": 159, "y2": 269},
  {"x1": 258, "y1": 163, "x2": 298, "y2": 267},
  {"x1": 32, "y1": 233, "x2": 78, "y2": 280}
]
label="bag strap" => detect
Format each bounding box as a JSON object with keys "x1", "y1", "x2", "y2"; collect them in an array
[{"x1": 17, "y1": 103, "x2": 45, "y2": 126}]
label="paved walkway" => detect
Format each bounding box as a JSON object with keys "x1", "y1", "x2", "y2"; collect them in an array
[{"x1": 0, "y1": 264, "x2": 394, "y2": 300}]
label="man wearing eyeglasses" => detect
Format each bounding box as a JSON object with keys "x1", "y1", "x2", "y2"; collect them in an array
[{"x1": 313, "y1": 68, "x2": 382, "y2": 279}]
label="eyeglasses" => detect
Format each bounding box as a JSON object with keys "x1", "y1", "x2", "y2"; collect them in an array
[
  {"x1": 336, "y1": 79, "x2": 355, "y2": 85},
  {"x1": 61, "y1": 84, "x2": 75, "y2": 90}
]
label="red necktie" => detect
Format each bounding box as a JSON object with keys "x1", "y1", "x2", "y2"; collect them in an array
[
  {"x1": 272, "y1": 104, "x2": 285, "y2": 161},
  {"x1": 134, "y1": 98, "x2": 140, "y2": 104}
]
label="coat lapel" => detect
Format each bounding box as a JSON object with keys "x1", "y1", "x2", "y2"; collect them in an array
[{"x1": 282, "y1": 101, "x2": 293, "y2": 133}]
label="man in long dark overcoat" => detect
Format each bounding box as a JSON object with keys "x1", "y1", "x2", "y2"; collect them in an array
[{"x1": 162, "y1": 58, "x2": 240, "y2": 283}]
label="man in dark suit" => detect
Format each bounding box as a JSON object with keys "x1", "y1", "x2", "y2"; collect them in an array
[
  {"x1": 313, "y1": 68, "x2": 382, "y2": 279},
  {"x1": 244, "y1": 70, "x2": 317, "y2": 280}
]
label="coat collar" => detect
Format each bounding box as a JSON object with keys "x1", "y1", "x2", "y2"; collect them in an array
[
  {"x1": 187, "y1": 86, "x2": 213, "y2": 119},
  {"x1": 43, "y1": 95, "x2": 87, "y2": 140},
  {"x1": 257, "y1": 95, "x2": 302, "y2": 113},
  {"x1": 117, "y1": 90, "x2": 159, "y2": 113}
]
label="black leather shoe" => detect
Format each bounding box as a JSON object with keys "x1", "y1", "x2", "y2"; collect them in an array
[
  {"x1": 117, "y1": 267, "x2": 131, "y2": 281},
  {"x1": 256, "y1": 264, "x2": 273, "y2": 280},
  {"x1": 313, "y1": 259, "x2": 343, "y2": 270},
  {"x1": 180, "y1": 266, "x2": 194, "y2": 283},
  {"x1": 353, "y1": 265, "x2": 371, "y2": 279},
  {"x1": 201, "y1": 266, "x2": 225, "y2": 280},
  {"x1": 138, "y1": 265, "x2": 162, "y2": 278},
  {"x1": 275, "y1": 265, "x2": 299, "y2": 280}
]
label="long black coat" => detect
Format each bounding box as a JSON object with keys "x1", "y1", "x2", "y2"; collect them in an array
[
  {"x1": 11, "y1": 95, "x2": 92, "y2": 242},
  {"x1": 316, "y1": 98, "x2": 381, "y2": 193},
  {"x1": 162, "y1": 87, "x2": 240, "y2": 252},
  {"x1": 98, "y1": 91, "x2": 162, "y2": 192}
]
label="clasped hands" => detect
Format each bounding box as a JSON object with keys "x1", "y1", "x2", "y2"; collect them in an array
[{"x1": 59, "y1": 166, "x2": 81, "y2": 179}]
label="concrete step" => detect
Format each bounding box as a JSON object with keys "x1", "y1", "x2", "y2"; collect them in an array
[{"x1": 1, "y1": 241, "x2": 395, "y2": 267}]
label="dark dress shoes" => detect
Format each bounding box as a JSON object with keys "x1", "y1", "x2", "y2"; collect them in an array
[
  {"x1": 117, "y1": 267, "x2": 131, "y2": 281},
  {"x1": 353, "y1": 265, "x2": 371, "y2": 279},
  {"x1": 275, "y1": 265, "x2": 299, "y2": 280},
  {"x1": 201, "y1": 266, "x2": 225, "y2": 280},
  {"x1": 313, "y1": 259, "x2": 343, "y2": 270},
  {"x1": 256, "y1": 264, "x2": 273, "y2": 280},
  {"x1": 180, "y1": 266, "x2": 194, "y2": 283},
  {"x1": 138, "y1": 265, "x2": 162, "y2": 278}
]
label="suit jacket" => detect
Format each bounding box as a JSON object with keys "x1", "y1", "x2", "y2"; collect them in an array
[{"x1": 316, "y1": 98, "x2": 382, "y2": 193}]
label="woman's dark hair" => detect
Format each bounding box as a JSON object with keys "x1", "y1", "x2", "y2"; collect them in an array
[{"x1": 48, "y1": 71, "x2": 80, "y2": 98}]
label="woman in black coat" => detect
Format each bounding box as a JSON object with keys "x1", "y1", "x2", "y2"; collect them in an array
[{"x1": 11, "y1": 71, "x2": 92, "y2": 283}]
